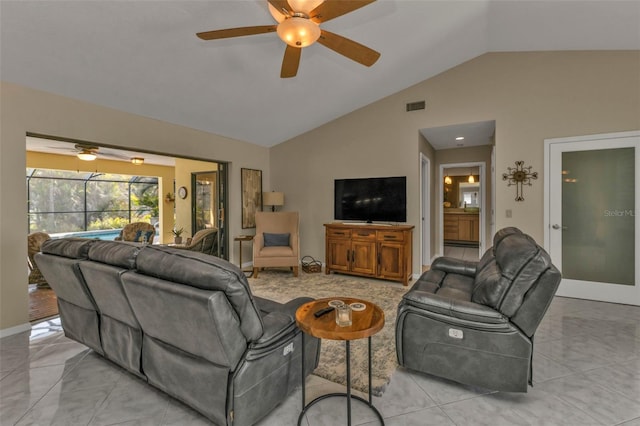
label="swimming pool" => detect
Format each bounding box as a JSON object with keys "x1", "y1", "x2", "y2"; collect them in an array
[{"x1": 51, "y1": 229, "x2": 122, "y2": 241}]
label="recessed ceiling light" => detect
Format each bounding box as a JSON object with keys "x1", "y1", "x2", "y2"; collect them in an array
[{"x1": 455, "y1": 136, "x2": 465, "y2": 141}]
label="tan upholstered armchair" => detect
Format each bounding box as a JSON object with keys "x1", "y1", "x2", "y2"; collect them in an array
[
  {"x1": 28, "y1": 231, "x2": 51, "y2": 286},
  {"x1": 115, "y1": 222, "x2": 156, "y2": 244},
  {"x1": 176, "y1": 228, "x2": 218, "y2": 255},
  {"x1": 253, "y1": 212, "x2": 299, "y2": 277}
]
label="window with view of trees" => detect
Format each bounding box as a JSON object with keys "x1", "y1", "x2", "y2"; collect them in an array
[{"x1": 27, "y1": 168, "x2": 159, "y2": 234}]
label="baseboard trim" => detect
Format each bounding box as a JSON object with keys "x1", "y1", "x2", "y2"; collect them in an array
[{"x1": 0, "y1": 322, "x2": 32, "y2": 338}]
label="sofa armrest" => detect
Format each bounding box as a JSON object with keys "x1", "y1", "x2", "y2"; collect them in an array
[
  {"x1": 431, "y1": 256, "x2": 477, "y2": 277},
  {"x1": 250, "y1": 297, "x2": 314, "y2": 350},
  {"x1": 402, "y1": 289, "x2": 507, "y2": 325},
  {"x1": 251, "y1": 311, "x2": 297, "y2": 349}
]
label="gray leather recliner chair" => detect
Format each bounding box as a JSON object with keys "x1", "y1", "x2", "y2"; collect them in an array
[{"x1": 396, "y1": 227, "x2": 561, "y2": 392}]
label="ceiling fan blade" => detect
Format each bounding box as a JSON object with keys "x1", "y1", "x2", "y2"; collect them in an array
[
  {"x1": 196, "y1": 25, "x2": 276, "y2": 40},
  {"x1": 281, "y1": 45, "x2": 301, "y2": 78},
  {"x1": 310, "y1": 0, "x2": 375, "y2": 23},
  {"x1": 317, "y1": 30, "x2": 380, "y2": 67},
  {"x1": 268, "y1": 0, "x2": 293, "y2": 16}
]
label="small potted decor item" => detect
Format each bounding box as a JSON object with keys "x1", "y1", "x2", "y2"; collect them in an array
[{"x1": 173, "y1": 227, "x2": 185, "y2": 244}]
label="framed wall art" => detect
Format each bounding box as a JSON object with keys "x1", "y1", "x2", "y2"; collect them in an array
[{"x1": 241, "y1": 168, "x2": 262, "y2": 228}]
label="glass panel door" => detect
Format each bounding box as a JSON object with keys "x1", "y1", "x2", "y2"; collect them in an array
[
  {"x1": 547, "y1": 132, "x2": 639, "y2": 305},
  {"x1": 562, "y1": 148, "x2": 634, "y2": 285},
  {"x1": 191, "y1": 163, "x2": 228, "y2": 260}
]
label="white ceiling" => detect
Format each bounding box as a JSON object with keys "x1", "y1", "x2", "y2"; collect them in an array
[
  {"x1": 2, "y1": 1, "x2": 639, "y2": 148},
  {"x1": 421, "y1": 120, "x2": 495, "y2": 150}
]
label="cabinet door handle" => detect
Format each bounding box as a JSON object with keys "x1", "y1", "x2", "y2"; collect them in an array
[
  {"x1": 377, "y1": 253, "x2": 381, "y2": 265},
  {"x1": 347, "y1": 250, "x2": 350, "y2": 263}
]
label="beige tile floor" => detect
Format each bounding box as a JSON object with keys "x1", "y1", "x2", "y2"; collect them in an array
[{"x1": 1, "y1": 297, "x2": 639, "y2": 425}]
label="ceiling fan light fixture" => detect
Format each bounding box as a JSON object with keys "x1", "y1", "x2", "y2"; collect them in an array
[
  {"x1": 77, "y1": 151, "x2": 97, "y2": 161},
  {"x1": 277, "y1": 16, "x2": 320, "y2": 47}
]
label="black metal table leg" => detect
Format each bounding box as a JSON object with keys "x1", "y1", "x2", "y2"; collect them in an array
[
  {"x1": 301, "y1": 332, "x2": 306, "y2": 411},
  {"x1": 346, "y1": 340, "x2": 351, "y2": 426},
  {"x1": 368, "y1": 336, "x2": 372, "y2": 404},
  {"x1": 297, "y1": 334, "x2": 385, "y2": 426}
]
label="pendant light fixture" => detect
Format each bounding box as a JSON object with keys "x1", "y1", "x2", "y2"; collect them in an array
[
  {"x1": 444, "y1": 174, "x2": 452, "y2": 185},
  {"x1": 468, "y1": 169, "x2": 475, "y2": 183}
]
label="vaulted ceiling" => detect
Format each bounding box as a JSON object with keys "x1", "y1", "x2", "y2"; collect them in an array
[{"x1": 2, "y1": 1, "x2": 638, "y2": 147}]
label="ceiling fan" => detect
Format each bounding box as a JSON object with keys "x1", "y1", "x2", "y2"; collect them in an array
[
  {"x1": 196, "y1": 0, "x2": 380, "y2": 78},
  {"x1": 47, "y1": 144, "x2": 130, "y2": 162}
]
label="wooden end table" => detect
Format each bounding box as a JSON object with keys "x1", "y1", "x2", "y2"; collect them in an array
[{"x1": 295, "y1": 297, "x2": 385, "y2": 426}]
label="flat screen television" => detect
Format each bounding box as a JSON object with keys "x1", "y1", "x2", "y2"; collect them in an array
[{"x1": 334, "y1": 176, "x2": 407, "y2": 223}]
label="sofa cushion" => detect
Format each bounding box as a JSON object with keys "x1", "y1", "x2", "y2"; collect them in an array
[
  {"x1": 263, "y1": 232, "x2": 290, "y2": 247},
  {"x1": 87, "y1": 240, "x2": 140, "y2": 269},
  {"x1": 41, "y1": 237, "x2": 94, "y2": 259},
  {"x1": 135, "y1": 245, "x2": 264, "y2": 341}
]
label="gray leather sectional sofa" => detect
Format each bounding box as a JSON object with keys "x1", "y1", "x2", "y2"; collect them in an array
[
  {"x1": 36, "y1": 238, "x2": 320, "y2": 426},
  {"x1": 396, "y1": 227, "x2": 561, "y2": 392}
]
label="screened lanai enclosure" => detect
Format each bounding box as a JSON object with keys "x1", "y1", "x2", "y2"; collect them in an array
[{"x1": 26, "y1": 168, "x2": 159, "y2": 237}]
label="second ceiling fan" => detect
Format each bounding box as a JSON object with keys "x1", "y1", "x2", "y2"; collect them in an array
[{"x1": 196, "y1": 0, "x2": 380, "y2": 78}]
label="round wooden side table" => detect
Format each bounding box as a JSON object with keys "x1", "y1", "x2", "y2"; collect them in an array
[{"x1": 295, "y1": 297, "x2": 385, "y2": 426}]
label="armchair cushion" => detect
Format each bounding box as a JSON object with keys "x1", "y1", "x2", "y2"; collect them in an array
[
  {"x1": 133, "y1": 230, "x2": 154, "y2": 243},
  {"x1": 263, "y1": 232, "x2": 290, "y2": 247}
]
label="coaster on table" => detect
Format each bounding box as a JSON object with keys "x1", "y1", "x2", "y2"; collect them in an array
[
  {"x1": 329, "y1": 300, "x2": 345, "y2": 308},
  {"x1": 350, "y1": 302, "x2": 366, "y2": 311}
]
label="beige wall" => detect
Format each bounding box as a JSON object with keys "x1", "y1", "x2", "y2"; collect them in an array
[
  {"x1": 0, "y1": 82, "x2": 269, "y2": 333},
  {"x1": 270, "y1": 51, "x2": 640, "y2": 275}
]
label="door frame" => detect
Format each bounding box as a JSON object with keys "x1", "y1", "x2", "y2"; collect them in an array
[
  {"x1": 420, "y1": 153, "x2": 431, "y2": 267},
  {"x1": 544, "y1": 130, "x2": 640, "y2": 305},
  {"x1": 438, "y1": 161, "x2": 486, "y2": 257}
]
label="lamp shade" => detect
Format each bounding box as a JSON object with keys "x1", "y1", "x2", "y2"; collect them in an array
[
  {"x1": 276, "y1": 17, "x2": 321, "y2": 47},
  {"x1": 263, "y1": 191, "x2": 284, "y2": 207}
]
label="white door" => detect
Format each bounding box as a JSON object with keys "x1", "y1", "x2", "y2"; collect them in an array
[
  {"x1": 545, "y1": 131, "x2": 639, "y2": 305},
  {"x1": 420, "y1": 154, "x2": 430, "y2": 266}
]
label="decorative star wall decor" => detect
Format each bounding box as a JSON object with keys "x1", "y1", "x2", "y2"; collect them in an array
[{"x1": 502, "y1": 161, "x2": 538, "y2": 201}]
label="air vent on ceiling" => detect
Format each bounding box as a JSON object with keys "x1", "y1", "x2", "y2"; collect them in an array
[{"x1": 406, "y1": 101, "x2": 425, "y2": 112}]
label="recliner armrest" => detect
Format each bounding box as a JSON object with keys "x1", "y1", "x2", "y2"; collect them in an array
[
  {"x1": 250, "y1": 297, "x2": 314, "y2": 350},
  {"x1": 251, "y1": 311, "x2": 297, "y2": 350},
  {"x1": 402, "y1": 289, "x2": 507, "y2": 325},
  {"x1": 431, "y1": 256, "x2": 477, "y2": 277}
]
